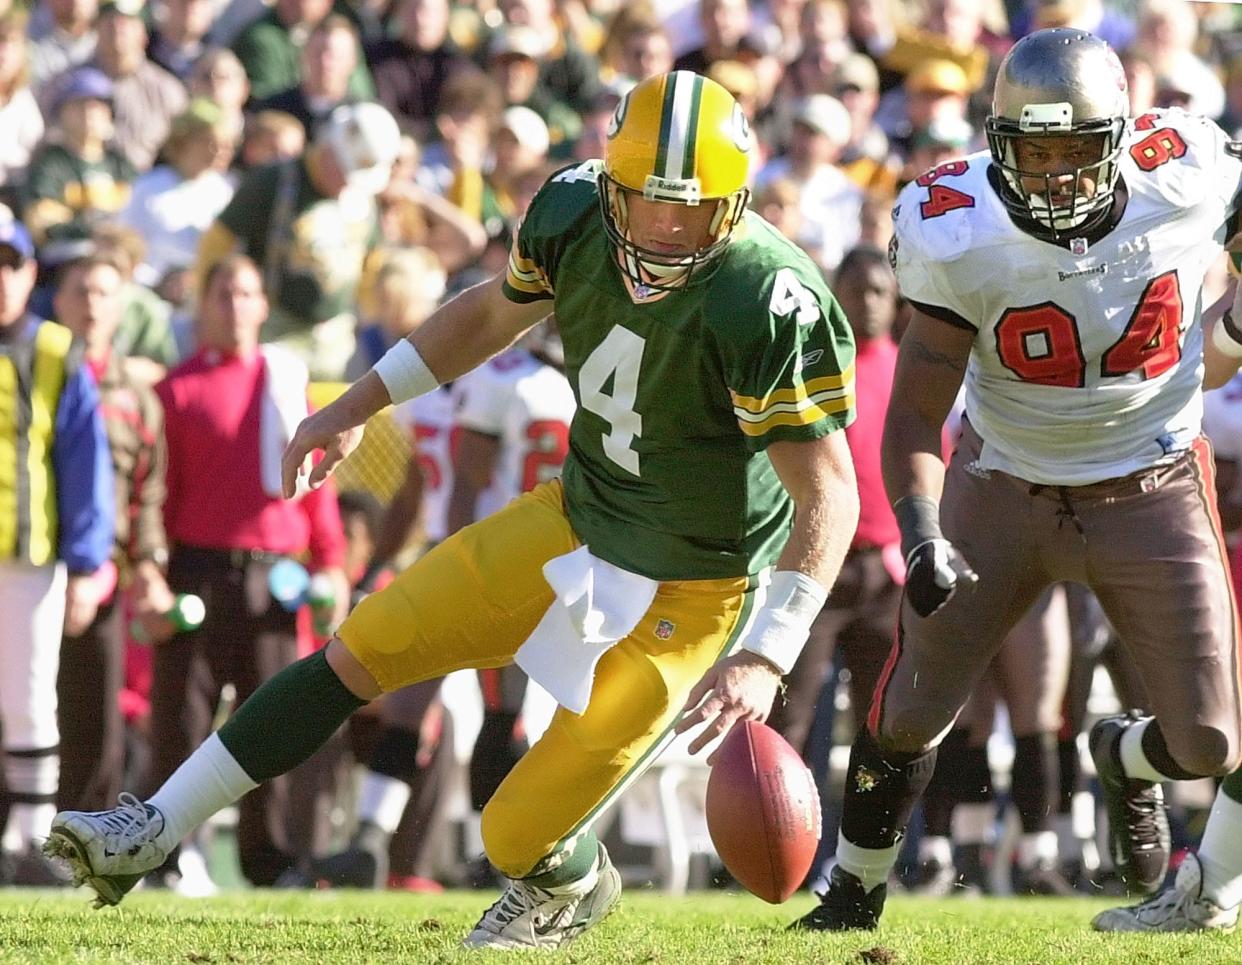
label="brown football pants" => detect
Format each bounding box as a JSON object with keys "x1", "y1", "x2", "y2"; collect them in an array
[{"x1": 869, "y1": 422, "x2": 1242, "y2": 778}]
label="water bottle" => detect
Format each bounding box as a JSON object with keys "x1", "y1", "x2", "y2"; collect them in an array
[
  {"x1": 168, "y1": 593, "x2": 207, "y2": 630},
  {"x1": 131, "y1": 593, "x2": 206, "y2": 644},
  {"x1": 307, "y1": 572, "x2": 336, "y2": 636},
  {"x1": 268, "y1": 558, "x2": 310, "y2": 612}
]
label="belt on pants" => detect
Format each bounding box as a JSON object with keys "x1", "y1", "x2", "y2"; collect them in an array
[
  {"x1": 171, "y1": 544, "x2": 289, "y2": 571},
  {"x1": 1027, "y1": 452, "x2": 1186, "y2": 502}
]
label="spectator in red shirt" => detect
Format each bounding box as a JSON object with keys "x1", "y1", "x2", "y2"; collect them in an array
[
  {"x1": 149, "y1": 253, "x2": 347, "y2": 888},
  {"x1": 769, "y1": 243, "x2": 902, "y2": 761}
]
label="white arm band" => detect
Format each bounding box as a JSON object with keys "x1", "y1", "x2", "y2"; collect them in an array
[
  {"x1": 739, "y1": 570, "x2": 829, "y2": 675},
  {"x1": 373, "y1": 339, "x2": 440, "y2": 404}
]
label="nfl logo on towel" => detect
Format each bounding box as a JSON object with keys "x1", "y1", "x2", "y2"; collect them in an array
[{"x1": 655, "y1": 619, "x2": 676, "y2": 640}]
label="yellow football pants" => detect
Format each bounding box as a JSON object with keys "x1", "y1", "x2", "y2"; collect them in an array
[{"x1": 339, "y1": 480, "x2": 755, "y2": 877}]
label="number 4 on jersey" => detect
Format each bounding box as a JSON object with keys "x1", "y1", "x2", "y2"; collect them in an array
[
  {"x1": 579, "y1": 326, "x2": 645, "y2": 476},
  {"x1": 769, "y1": 269, "x2": 819, "y2": 324}
]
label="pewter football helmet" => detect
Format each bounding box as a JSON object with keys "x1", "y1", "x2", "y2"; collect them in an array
[{"x1": 985, "y1": 28, "x2": 1128, "y2": 237}]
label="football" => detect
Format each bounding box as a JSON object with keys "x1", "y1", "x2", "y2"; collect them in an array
[{"x1": 705, "y1": 720, "x2": 822, "y2": 904}]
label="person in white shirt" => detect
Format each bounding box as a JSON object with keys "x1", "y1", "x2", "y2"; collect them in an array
[
  {"x1": 755, "y1": 93, "x2": 862, "y2": 273},
  {"x1": 0, "y1": 12, "x2": 46, "y2": 206},
  {"x1": 28, "y1": 0, "x2": 98, "y2": 93},
  {"x1": 118, "y1": 99, "x2": 236, "y2": 289}
]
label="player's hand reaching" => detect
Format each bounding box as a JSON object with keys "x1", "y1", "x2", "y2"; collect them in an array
[
  {"x1": 281, "y1": 408, "x2": 366, "y2": 499},
  {"x1": 675, "y1": 651, "x2": 781, "y2": 764},
  {"x1": 905, "y1": 538, "x2": 977, "y2": 617}
]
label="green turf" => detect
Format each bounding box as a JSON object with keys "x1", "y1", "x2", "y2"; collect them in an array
[{"x1": 0, "y1": 888, "x2": 1237, "y2": 963}]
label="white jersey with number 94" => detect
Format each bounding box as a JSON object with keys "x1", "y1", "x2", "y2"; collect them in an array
[{"x1": 890, "y1": 107, "x2": 1242, "y2": 485}]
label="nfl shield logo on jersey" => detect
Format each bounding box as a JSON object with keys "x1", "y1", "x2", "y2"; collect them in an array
[
  {"x1": 1070, "y1": 237, "x2": 1089, "y2": 256},
  {"x1": 655, "y1": 619, "x2": 676, "y2": 640}
]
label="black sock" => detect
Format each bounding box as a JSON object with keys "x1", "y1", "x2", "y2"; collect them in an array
[
  {"x1": 1011, "y1": 733, "x2": 1057, "y2": 833},
  {"x1": 469, "y1": 710, "x2": 527, "y2": 811},
  {"x1": 840, "y1": 730, "x2": 938, "y2": 850},
  {"x1": 370, "y1": 725, "x2": 422, "y2": 783},
  {"x1": 922, "y1": 729, "x2": 970, "y2": 838},
  {"x1": 1056, "y1": 736, "x2": 1079, "y2": 814}
]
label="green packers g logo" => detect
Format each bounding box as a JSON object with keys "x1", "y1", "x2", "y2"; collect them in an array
[
  {"x1": 731, "y1": 103, "x2": 752, "y2": 153},
  {"x1": 607, "y1": 93, "x2": 630, "y2": 140}
]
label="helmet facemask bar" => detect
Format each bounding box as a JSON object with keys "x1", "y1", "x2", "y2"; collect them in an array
[
  {"x1": 986, "y1": 104, "x2": 1125, "y2": 239},
  {"x1": 598, "y1": 171, "x2": 749, "y2": 291}
]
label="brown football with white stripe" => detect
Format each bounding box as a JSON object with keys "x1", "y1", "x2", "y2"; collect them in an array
[{"x1": 705, "y1": 720, "x2": 821, "y2": 903}]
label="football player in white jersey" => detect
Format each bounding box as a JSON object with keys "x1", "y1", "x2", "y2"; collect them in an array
[
  {"x1": 793, "y1": 28, "x2": 1242, "y2": 932},
  {"x1": 449, "y1": 320, "x2": 574, "y2": 528}
]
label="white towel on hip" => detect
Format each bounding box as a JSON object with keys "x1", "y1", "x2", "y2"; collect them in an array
[
  {"x1": 259, "y1": 344, "x2": 311, "y2": 500},
  {"x1": 515, "y1": 546, "x2": 659, "y2": 715}
]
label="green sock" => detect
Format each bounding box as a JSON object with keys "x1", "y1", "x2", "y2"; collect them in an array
[
  {"x1": 522, "y1": 831, "x2": 599, "y2": 889},
  {"x1": 218, "y1": 649, "x2": 366, "y2": 782}
]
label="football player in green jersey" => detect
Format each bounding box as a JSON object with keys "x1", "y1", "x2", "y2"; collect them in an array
[{"x1": 46, "y1": 71, "x2": 860, "y2": 949}]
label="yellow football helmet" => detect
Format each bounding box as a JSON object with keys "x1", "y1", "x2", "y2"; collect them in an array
[{"x1": 601, "y1": 70, "x2": 752, "y2": 290}]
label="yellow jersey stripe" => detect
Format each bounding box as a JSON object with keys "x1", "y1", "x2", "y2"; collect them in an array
[
  {"x1": 510, "y1": 250, "x2": 542, "y2": 275},
  {"x1": 507, "y1": 250, "x2": 552, "y2": 290},
  {"x1": 732, "y1": 386, "x2": 852, "y2": 423},
  {"x1": 0, "y1": 358, "x2": 16, "y2": 559},
  {"x1": 735, "y1": 394, "x2": 855, "y2": 437},
  {"x1": 729, "y1": 368, "x2": 855, "y2": 414},
  {"x1": 505, "y1": 271, "x2": 552, "y2": 295},
  {"x1": 28, "y1": 324, "x2": 71, "y2": 565}
]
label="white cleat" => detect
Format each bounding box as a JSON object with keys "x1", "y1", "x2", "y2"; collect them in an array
[
  {"x1": 1092, "y1": 853, "x2": 1240, "y2": 933},
  {"x1": 462, "y1": 843, "x2": 622, "y2": 950},
  {"x1": 42, "y1": 792, "x2": 170, "y2": 908}
]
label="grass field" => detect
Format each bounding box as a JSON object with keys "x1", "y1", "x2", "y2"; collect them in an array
[{"x1": 1, "y1": 888, "x2": 1239, "y2": 964}]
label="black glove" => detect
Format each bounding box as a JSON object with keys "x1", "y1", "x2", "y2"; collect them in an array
[
  {"x1": 904, "y1": 538, "x2": 978, "y2": 617},
  {"x1": 893, "y1": 495, "x2": 978, "y2": 618}
]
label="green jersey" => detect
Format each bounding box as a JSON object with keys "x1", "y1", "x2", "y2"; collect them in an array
[{"x1": 502, "y1": 160, "x2": 856, "y2": 581}]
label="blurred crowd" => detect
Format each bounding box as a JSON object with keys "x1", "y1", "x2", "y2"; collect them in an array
[{"x1": 4, "y1": 0, "x2": 1242, "y2": 898}]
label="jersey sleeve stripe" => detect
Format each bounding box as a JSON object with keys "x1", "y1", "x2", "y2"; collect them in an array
[
  {"x1": 734, "y1": 393, "x2": 854, "y2": 436},
  {"x1": 506, "y1": 251, "x2": 553, "y2": 297},
  {"x1": 728, "y1": 369, "x2": 854, "y2": 413},
  {"x1": 732, "y1": 385, "x2": 852, "y2": 423}
]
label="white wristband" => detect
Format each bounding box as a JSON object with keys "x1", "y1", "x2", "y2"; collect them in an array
[
  {"x1": 1213, "y1": 313, "x2": 1242, "y2": 360},
  {"x1": 373, "y1": 339, "x2": 440, "y2": 404},
  {"x1": 739, "y1": 570, "x2": 829, "y2": 675}
]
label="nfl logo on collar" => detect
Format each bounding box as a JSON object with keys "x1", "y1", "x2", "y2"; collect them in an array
[
  {"x1": 655, "y1": 619, "x2": 676, "y2": 639},
  {"x1": 1070, "y1": 237, "x2": 1089, "y2": 256}
]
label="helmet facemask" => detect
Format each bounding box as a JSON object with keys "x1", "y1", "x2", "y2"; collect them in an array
[
  {"x1": 598, "y1": 171, "x2": 748, "y2": 291},
  {"x1": 987, "y1": 106, "x2": 1124, "y2": 238}
]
